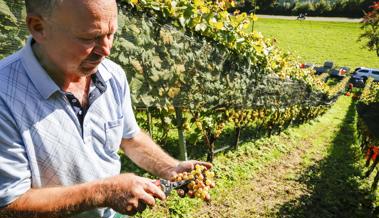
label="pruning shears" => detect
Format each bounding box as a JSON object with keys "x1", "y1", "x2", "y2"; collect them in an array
[{"x1": 154, "y1": 179, "x2": 191, "y2": 195}]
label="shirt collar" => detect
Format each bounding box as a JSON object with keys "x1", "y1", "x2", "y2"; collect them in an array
[
  {"x1": 97, "y1": 61, "x2": 112, "y2": 82},
  {"x1": 21, "y1": 36, "x2": 60, "y2": 99},
  {"x1": 21, "y1": 36, "x2": 112, "y2": 99},
  {"x1": 90, "y1": 71, "x2": 107, "y2": 93}
]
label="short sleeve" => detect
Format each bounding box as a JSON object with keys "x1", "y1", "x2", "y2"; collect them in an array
[
  {"x1": 118, "y1": 66, "x2": 140, "y2": 139},
  {"x1": 0, "y1": 102, "x2": 31, "y2": 207}
]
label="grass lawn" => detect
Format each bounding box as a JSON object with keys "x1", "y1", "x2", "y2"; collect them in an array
[{"x1": 254, "y1": 18, "x2": 379, "y2": 69}]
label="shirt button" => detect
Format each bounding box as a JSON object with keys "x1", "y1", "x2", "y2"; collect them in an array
[
  {"x1": 78, "y1": 110, "x2": 82, "y2": 115},
  {"x1": 72, "y1": 99, "x2": 77, "y2": 103}
]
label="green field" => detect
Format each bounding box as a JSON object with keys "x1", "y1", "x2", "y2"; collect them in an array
[{"x1": 255, "y1": 18, "x2": 379, "y2": 69}]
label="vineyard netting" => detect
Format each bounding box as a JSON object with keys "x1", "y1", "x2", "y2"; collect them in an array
[{"x1": 0, "y1": 0, "x2": 350, "y2": 162}]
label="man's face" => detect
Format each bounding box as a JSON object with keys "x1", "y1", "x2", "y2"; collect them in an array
[{"x1": 40, "y1": 0, "x2": 118, "y2": 77}]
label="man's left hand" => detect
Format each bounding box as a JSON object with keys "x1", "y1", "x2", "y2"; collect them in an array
[{"x1": 169, "y1": 160, "x2": 212, "y2": 179}]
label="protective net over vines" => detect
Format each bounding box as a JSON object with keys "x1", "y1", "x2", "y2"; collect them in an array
[
  {"x1": 112, "y1": 9, "x2": 334, "y2": 111},
  {"x1": 0, "y1": 0, "x2": 27, "y2": 59},
  {"x1": 0, "y1": 0, "x2": 349, "y2": 161}
]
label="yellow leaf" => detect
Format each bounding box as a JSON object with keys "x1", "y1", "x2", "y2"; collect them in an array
[
  {"x1": 168, "y1": 87, "x2": 180, "y2": 98},
  {"x1": 130, "y1": 0, "x2": 138, "y2": 5},
  {"x1": 194, "y1": 0, "x2": 204, "y2": 7},
  {"x1": 214, "y1": 21, "x2": 224, "y2": 30},
  {"x1": 253, "y1": 44, "x2": 263, "y2": 54},
  {"x1": 251, "y1": 14, "x2": 258, "y2": 22},
  {"x1": 219, "y1": 11, "x2": 229, "y2": 19},
  {"x1": 174, "y1": 64, "x2": 186, "y2": 73},
  {"x1": 130, "y1": 59, "x2": 143, "y2": 74},
  {"x1": 200, "y1": 6, "x2": 210, "y2": 14},
  {"x1": 243, "y1": 23, "x2": 250, "y2": 30}
]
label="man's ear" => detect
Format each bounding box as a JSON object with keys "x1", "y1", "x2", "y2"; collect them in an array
[{"x1": 26, "y1": 15, "x2": 46, "y2": 43}]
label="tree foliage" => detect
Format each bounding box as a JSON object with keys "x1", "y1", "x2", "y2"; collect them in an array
[
  {"x1": 250, "y1": 0, "x2": 372, "y2": 17},
  {"x1": 359, "y1": 1, "x2": 379, "y2": 57}
]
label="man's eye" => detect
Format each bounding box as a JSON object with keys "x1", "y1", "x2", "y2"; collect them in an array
[{"x1": 80, "y1": 38, "x2": 96, "y2": 43}]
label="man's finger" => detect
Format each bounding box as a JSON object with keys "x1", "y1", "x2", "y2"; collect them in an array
[
  {"x1": 194, "y1": 161, "x2": 213, "y2": 169},
  {"x1": 124, "y1": 198, "x2": 139, "y2": 216},
  {"x1": 127, "y1": 198, "x2": 139, "y2": 210},
  {"x1": 139, "y1": 190, "x2": 157, "y2": 206},
  {"x1": 181, "y1": 160, "x2": 213, "y2": 171},
  {"x1": 146, "y1": 181, "x2": 166, "y2": 200}
]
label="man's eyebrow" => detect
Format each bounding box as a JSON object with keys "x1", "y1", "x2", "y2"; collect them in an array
[{"x1": 84, "y1": 28, "x2": 116, "y2": 36}]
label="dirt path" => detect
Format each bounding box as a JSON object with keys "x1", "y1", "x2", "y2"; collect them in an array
[
  {"x1": 257, "y1": 14, "x2": 361, "y2": 23},
  {"x1": 191, "y1": 97, "x2": 377, "y2": 218},
  {"x1": 194, "y1": 137, "x2": 318, "y2": 218}
]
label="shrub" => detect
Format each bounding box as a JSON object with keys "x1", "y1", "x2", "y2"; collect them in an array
[{"x1": 293, "y1": 2, "x2": 315, "y2": 16}]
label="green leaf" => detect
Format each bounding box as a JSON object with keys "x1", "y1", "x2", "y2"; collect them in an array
[
  {"x1": 140, "y1": 95, "x2": 155, "y2": 107},
  {"x1": 0, "y1": 0, "x2": 17, "y2": 23},
  {"x1": 151, "y1": 55, "x2": 162, "y2": 69},
  {"x1": 118, "y1": 52, "x2": 129, "y2": 65},
  {"x1": 178, "y1": 16, "x2": 186, "y2": 28},
  {"x1": 129, "y1": 77, "x2": 143, "y2": 93},
  {"x1": 164, "y1": 116, "x2": 172, "y2": 124},
  {"x1": 194, "y1": 23, "x2": 207, "y2": 32},
  {"x1": 150, "y1": 68, "x2": 161, "y2": 82},
  {"x1": 119, "y1": 38, "x2": 138, "y2": 51}
]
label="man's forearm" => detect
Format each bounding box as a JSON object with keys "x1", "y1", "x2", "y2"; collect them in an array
[
  {"x1": 0, "y1": 180, "x2": 107, "y2": 218},
  {"x1": 121, "y1": 131, "x2": 179, "y2": 179}
]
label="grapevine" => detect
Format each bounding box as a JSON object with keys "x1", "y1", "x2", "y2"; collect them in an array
[{"x1": 356, "y1": 77, "x2": 379, "y2": 189}]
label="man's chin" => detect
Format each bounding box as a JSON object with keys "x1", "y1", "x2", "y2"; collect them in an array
[
  {"x1": 79, "y1": 66, "x2": 98, "y2": 76},
  {"x1": 80, "y1": 61, "x2": 102, "y2": 75}
]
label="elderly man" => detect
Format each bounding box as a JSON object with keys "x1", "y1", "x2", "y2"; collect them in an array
[{"x1": 0, "y1": 0, "x2": 211, "y2": 217}]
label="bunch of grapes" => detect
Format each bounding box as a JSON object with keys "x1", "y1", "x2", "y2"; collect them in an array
[{"x1": 171, "y1": 165, "x2": 215, "y2": 202}]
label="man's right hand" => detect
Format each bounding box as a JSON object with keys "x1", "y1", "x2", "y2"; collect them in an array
[{"x1": 103, "y1": 173, "x2": 166, "y2": 215}]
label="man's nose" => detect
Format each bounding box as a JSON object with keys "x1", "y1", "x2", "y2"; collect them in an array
[{"x1": 95, "y1": 35, "x2": 113, "y2": 57}]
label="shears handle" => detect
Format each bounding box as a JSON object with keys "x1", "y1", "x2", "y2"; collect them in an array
[{"x1": 153, "y1": 179, "x2": 172, "y2": 195}]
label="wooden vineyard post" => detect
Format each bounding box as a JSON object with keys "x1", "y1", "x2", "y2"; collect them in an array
[
  {"x1": 175, "y1": 107, "x2": 188, "y2": 161},
  {"x1": 207, "y1": 141, "x2": 215, "y2": 162},
  {"x1": 203, "y1": 133, "x2": 215, "y2": 162}
]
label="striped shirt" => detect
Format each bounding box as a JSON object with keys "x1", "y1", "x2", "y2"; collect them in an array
[{"x1": 0, "y1": 37, "x2": 139, "y2": 218}]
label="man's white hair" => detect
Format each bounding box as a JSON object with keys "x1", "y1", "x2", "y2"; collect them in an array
[{"x1": 25, "y1": 0, "x2": 63, "y2": 17}]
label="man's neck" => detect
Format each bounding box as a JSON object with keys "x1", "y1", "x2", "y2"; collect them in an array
[
  {"x1": 31, "y1": 42, "x2": 91, "y2": 106},
  {"x1": 31, "y1": 42, "x2": 88, "y2": 91}
]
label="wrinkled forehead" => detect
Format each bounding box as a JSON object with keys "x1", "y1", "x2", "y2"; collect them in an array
[{"x1": 51, "y1": 0, "x2": 118, "y2": 32}]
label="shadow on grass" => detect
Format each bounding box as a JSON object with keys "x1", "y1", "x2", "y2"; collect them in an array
[{"x1": 277, "y1": 100, "x2": 378, "y2": 218}]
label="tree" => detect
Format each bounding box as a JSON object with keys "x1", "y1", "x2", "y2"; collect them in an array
[
  {"x1": 256, "y1": 0, "x2": 276, "y2": 9},
  {"x1": 359, "y1": 1, "x2": 379, "y2": 57}
]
